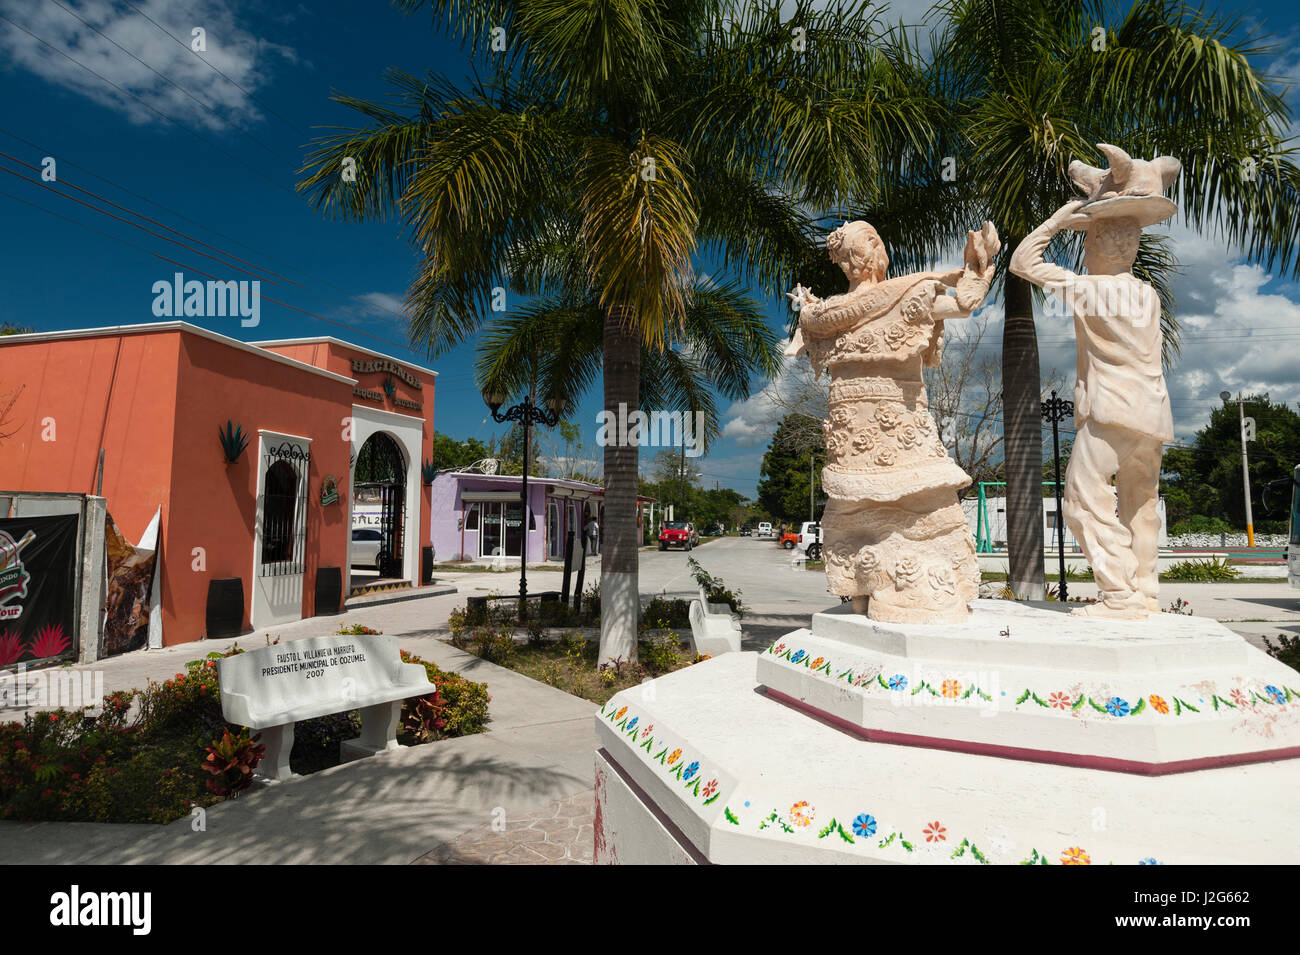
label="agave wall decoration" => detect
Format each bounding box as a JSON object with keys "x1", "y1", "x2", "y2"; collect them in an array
[{"x1": 219, "y1": 420, "x2": 250, "y2": 463}]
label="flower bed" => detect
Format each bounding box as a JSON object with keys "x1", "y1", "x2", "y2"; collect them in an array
[{"x1": 0, "y1": 628, "x2": 489, "y2": 823}]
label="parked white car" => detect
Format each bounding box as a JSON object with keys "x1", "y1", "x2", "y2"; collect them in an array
[
  {"x1": 798, "y1": 521, "x2": 822, "y2": 560},
  {"x1": 757, "y1": 522, "x2": 773, "y2": 538},
  {"x1": 350, "y1": 527, "x2": 383, "y2": 569}
]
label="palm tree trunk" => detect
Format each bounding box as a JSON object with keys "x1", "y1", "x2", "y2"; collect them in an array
[
  {"x1": 599, "y1": 307, "x2": 640, "y2": 665},
  {"x1": 1002, "y1": 271, "x2": 1045, "y2": 599}
]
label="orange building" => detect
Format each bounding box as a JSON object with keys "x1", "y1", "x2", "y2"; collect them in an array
[{"x1": 0, "y1": 323, "x2": 436, "y2": 647}]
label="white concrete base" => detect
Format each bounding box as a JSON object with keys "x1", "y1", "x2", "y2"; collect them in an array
[
  {"x1": 594, "y1": 650, "x2": 1300, "y2": 864},
  {"x1": 759, "y1": 599, "x2": 1300, "y2": 773}
]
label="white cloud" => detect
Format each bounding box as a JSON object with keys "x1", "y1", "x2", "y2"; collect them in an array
[
  {"x1": 0, "y1": 0, "x2": 295, "y2": 130},
  {"x1": 355, "y1": 292, "x2": 407, "y2": 322},
  {"x1": 719, "y1": 353, "x2": 826, "y2": 448}
]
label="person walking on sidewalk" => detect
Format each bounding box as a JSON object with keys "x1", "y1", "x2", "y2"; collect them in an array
[{"x1": 584, "y1": 514, "x2": 600, "y2": 557}]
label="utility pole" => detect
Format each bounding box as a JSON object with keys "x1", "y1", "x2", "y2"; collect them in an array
[
  {"x1": 1223, "y1": 390, "x2": 1255, "y2": 547},
  {"x1": 679, "y1": 440, "x2": 686, "y2": 514}
]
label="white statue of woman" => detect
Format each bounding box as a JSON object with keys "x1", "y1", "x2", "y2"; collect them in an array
[{"x1": 788, "y1": 220, "x2": 999, "y2": 623}]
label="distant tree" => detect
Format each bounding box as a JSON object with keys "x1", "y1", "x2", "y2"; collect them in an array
[
  {"x1": 1, "y1": 322, "x2": 33, "y2": 335},
  {"x1": 757, "y1": 415, "x2": 825, "y2": 524},
  {"x1": 1161, "y1": 395, "x2": 1300, "y2": 532},
  {"x1": 646, "y1": 447, "x2": 702, "y2": 490},
  {"x1": 0, "y1": 384, "x2": 24, "y2": 443},
  {"x1": 424, "y1": 432, "x2": 493, "y2": 473}
]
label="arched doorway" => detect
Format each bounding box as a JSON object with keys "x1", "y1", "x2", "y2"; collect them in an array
[{"x1": 354, "y1": 431, "x2": 407, "y2": 578}]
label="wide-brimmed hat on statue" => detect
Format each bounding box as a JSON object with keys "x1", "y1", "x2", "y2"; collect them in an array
[{"x1": 1064, "y1": 144, "x2": 1181, "y2": 230}]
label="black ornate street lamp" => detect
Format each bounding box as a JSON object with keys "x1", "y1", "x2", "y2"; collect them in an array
[
  {"x1": 484, "y1": 390, "x2": 564, "y2": 618},
  {"x1": 1041, "y1": 390, "x2": 1074, "y2": 601}
]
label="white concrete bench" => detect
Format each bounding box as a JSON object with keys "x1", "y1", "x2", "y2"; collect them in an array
[
  {"x1": 217, "y1": 633, "x2": 437, "y2": 781},
  {"x1": 698, "y1": 586, "x2": 741, "y2": 627},
  {"x1": 688, "y1": 599, "x2": 741, "y2": 656}
]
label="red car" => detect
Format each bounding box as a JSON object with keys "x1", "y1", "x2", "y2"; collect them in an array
[{"x1": 658, "y1": 521, "x2": 696, "y2": 551}]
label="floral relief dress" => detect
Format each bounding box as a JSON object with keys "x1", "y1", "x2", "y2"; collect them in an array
[{"x1": 799, "y1": 273, "x2": 980, "y2": 623}]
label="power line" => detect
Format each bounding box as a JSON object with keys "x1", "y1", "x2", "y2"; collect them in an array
[
  {"x1": 0, "y1": 12, "x2": 298, "y2": 200},
  {"x1": 119, "y1": 0, "x2": 315, "y2": 141},
  {"x1": 0, "y1": 125, "x2": 428, "y2": 330},
  {"x1": 43, "y1": 0, "x2": 295, "y2": 165},
  {"x1": 0, "y1": 159, "x2": 289, "y2": 289},
  {"x1": 0, "y1": 187, "x2": 432, "y2": 356},
  {"x1": 0, "y1": 140, "x2": 453, "y2": 365}
]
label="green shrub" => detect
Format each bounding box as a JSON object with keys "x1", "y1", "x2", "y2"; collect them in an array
[
  {"x1": 75, "y1": 746, "x2": 216, "y2": 824},
  {"x1": 640, "y1": 595, "x2": 691, "y2": 629},
  {"x1": 0, "y1": 642, "x2": 490, "y2": 824},
  {"x1": 686, "y1": 557, "x2": 747, "y2": 616},
  {"x1": 472, "y1": 623, "x2": 517, "y2": 664},
  {"x1": 639, "y1": 632, "x2": 682, "y2": 675},
  {"x1": 1164, "y1": 558, "x2": 1240, "y2": 581},
  {"x1": 400, "y1": 651, "x2": 491, "y2": 738},
  {"x1": 559, "y1": 631, "x2": 591, "y2": 668},
  {"x1": 447, "y1": 607, "x2": 471, "y2": 648},
  {"x1": 1264, "y1": 634, "x2": 1300, "y2": 673},
  {"x1": 1169, "y1": 515, "x2": 1234, "y2": 536}
]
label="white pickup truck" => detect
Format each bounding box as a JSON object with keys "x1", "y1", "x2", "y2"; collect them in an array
[{"x1": 798, "y1": 521, "x2": 822, "y2": 560}]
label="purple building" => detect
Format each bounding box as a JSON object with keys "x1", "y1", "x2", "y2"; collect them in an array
[{"x1": 430, "y1": 471, "x2": 607, "y2": 563}]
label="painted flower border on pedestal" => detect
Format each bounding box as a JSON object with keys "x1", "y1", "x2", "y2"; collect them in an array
[
  {"x1": 602, "y1": 699, "x2": 1165, "y2": 865},
  {"x1": 600, "y1": 701, "x2": 725, "y2": 807},
  {"x1": 766, "y1": 641, "x2": 1300, "y2": 721}
]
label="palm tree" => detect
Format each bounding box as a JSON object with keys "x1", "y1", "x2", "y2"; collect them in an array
[
  {"x1": 924, "y1": 0, "x2": 1300, "y2": 598},
  {"x1": 473, "y1": 274, "x2": 781, "y2": 454},
  {"x1": 298, "y1": 0, "x2": 947, "y2": 663}
]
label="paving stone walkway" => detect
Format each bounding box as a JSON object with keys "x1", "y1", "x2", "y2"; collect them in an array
[{"x1": 414, "y1": 790, "x2": 594, "y2": 865}]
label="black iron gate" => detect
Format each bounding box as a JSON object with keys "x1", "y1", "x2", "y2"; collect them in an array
[{"x1": 378, "y1": 483, "x2": 404, "y2": 579}]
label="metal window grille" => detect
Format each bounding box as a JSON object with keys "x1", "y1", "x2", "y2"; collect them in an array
[{"x1": 260, "y1": 442, "x2": 309, "y2": 577}]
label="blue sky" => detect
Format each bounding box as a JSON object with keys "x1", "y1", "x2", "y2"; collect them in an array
[{"x1": 2, "y1": 0, "x2": 1299, "y2": 498}]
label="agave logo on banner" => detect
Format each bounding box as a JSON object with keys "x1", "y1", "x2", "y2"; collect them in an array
[{"x1": 0, "y1": 529, "x2": 34, "y2": 619}]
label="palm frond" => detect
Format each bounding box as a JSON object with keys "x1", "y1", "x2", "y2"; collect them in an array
[{"x1": 577, "y1": 133, "x2": 699, "y2": 348}]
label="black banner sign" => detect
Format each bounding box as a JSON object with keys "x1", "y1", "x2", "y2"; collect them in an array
[{"x1": 0, "y1": 514, "x2": 79, "y2": 662}]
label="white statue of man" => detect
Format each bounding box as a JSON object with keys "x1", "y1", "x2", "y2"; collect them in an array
[{"x1": 1010, "y1": 144, "x2": 1180, "y2": 619}]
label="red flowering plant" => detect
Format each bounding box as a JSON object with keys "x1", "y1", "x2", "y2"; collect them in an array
[
  {"x1": 0, "y1": 700, "x2": 141, "y2": 821},
  {"x1": 201, "y1": 728, "x2": 266, "y2": 797}
]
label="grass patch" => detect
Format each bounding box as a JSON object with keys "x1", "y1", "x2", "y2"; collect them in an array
[{"x1": 452, "y1": 633, "x2": 703, "y2": 706}]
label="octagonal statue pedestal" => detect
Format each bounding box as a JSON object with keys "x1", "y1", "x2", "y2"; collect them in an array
[{"x1": 593, "y1": 601, "x2": 1300, "y2": 865}]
